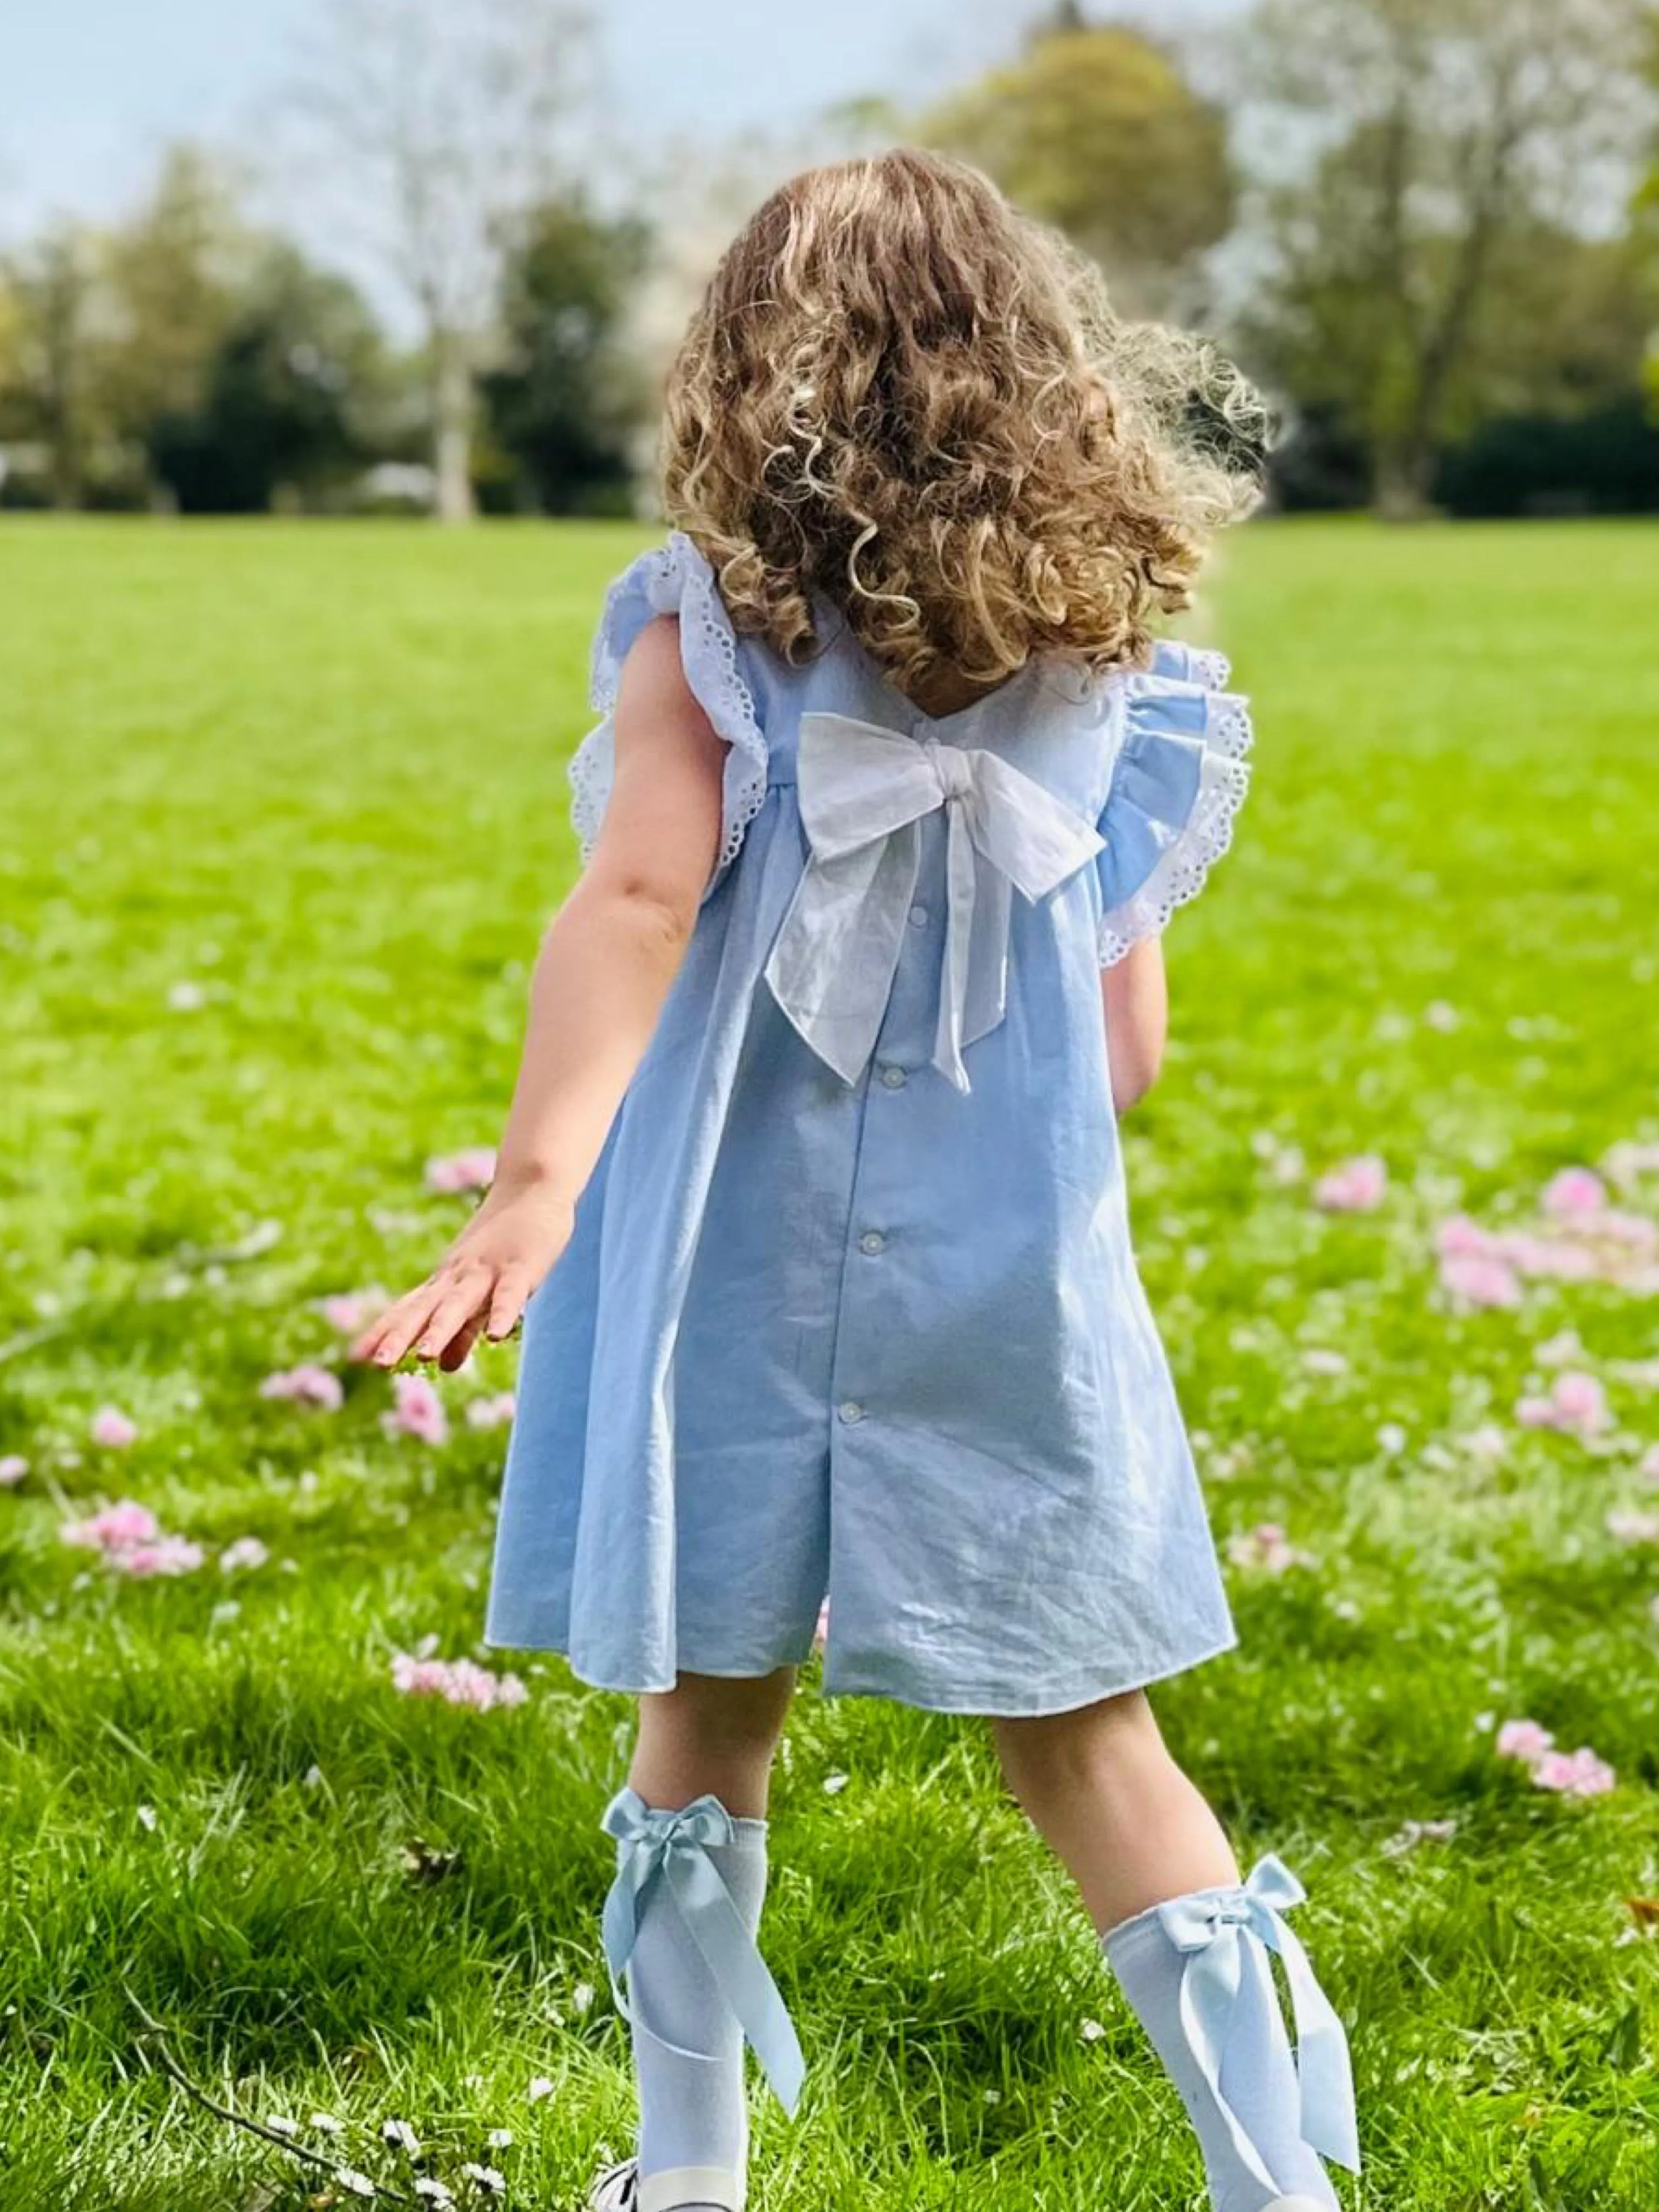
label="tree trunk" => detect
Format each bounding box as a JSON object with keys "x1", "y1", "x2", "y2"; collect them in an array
[
  {"x1": 1373, "y1": 439, "x2": 1437, "y2": 520},
  {"x1": 431, "y1": 331, "x2": 476, "y2": 524}
]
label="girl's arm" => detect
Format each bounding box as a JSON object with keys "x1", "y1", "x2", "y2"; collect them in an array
[
  {"x1": 355, "y1": 618, "x2": 727, "y2": 1371},
  {"x1": 1102, "y1": 939, "x2": 1168, "y2": 1114}
]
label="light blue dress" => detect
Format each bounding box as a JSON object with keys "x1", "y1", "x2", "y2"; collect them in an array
[{"x1": 486, "y1": 534, "x2": 1252, "y2": 1715}]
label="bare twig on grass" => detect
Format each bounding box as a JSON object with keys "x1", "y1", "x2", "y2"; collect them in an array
[{"x1": 126, "y1": 1986, "x2": 422, "y2": 2207}]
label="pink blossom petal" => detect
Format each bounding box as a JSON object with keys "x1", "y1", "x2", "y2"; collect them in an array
[
  {"x1": 1226, "y1": 1521, "x2": 1313, "y2": 1574},
  {"x1": 0, "y1": 1454, "x2": 28, "y2": 1487},
  {"x1": 1532, "y1": 1746, "x2": 1616, "y2": 1797},
  {"x1": 1436, "y1": 1213, "x2": 1492, "y2": 1259},
  {"x1": 320, "y1": 1290, "x2": 389, "y2": 1335},
  {"x1": 62, "y1": 1500, "x2": 160, "y2": 1552},
  {"x1": 1496, "y1": 1718, "x2": 1555, "y2": 1763},
  {"x1": 1440, "y1": 1252, "x2": 1522, "y2": 1309},
  {"x1": 383, "y1": 1372, "x2": 448, "y2": 1445},
  {"x1": 1313, "y1": 1156, "x2": 1387, "y2": 1213},
  {"x1": 1542, "y1": 1167, "x2": 1607, "y2": 1220},
  {"x1": 389, "y1": 1650, "x2": 525, "y2": 1711},
  {"x1": 424, "y1": 1148, "x2": 497, "y2": 1195},
  {"x1": 90, "y1": 1407, "x2": 138, "y2": 1449},
  {"x1": 116, "y1": 1535, "x2": 205, "y2": 1577},
  {"x1": 259, "y1": 1364, "x2": 345, "y2": 1411},
  {"x1": 1518, "y1": 1370, "x2": 1609, "y2": 1435},
  {"x1": 1552, "y1": 1371, "x2": 1608, "y2": 1427}
]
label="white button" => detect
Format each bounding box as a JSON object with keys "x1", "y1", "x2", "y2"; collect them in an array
[
  {"x1": 859, "y1": 1230, "x2": 886, "y2": 1256},
  {"x1": 838, "y1": 1399, "x2": 865, "y2": 1425},
  {"x1": 879, "y1": 1064, "x2": 907, "y2": 1090},
  {"x1": 907, "y1": 903, "x2": 928, "y2": 928}
]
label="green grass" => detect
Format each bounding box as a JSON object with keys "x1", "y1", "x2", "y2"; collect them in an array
[{"x1": 2, "y1": 516, "x2": 1658, "y2": 2210}]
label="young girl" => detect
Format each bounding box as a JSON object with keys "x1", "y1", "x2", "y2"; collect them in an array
[{"x1": 358, "y1": 150, "x2": 1360, "y2": 2212}]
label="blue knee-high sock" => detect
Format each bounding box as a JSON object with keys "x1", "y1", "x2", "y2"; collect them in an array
[
  {"x1": 625, "y1": 1806, "x2": 768, "y2": 2212},
  {"x1": 1105, "y1": 1883, "x2": 1345, "y2": 2212}
]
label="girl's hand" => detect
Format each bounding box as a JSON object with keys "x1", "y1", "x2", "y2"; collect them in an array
[{"x1": 350, "y1": 1176, "x2": 576, "y2": 1372}]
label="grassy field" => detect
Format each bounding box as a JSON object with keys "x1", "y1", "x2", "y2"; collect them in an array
[{"x1": 2, "y1": 516, "x2": 1658, "y2": 2211}]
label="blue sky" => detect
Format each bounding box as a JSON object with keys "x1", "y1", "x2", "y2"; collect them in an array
[
  {"x1": 3, "y1": 0, "x2": 994, "y2": 227},
  {"x1": 4, "y1": 1, "x2": 1239, "y2": 232}
]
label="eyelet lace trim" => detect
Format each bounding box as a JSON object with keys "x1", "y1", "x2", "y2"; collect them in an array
[
  {"x1": 1097, "y1": 672, "x2": 1253, "y2": 968},
  {"x1": 571, "y1": 534, "x2": 768, "y2": 871}
]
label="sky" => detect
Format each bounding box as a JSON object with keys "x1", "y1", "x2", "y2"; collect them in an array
[
  {"x1": 2, "y1": 0, "x2": 994, "y2": 227},
  {"x1": 2, "y1": 0, "x2": 1242, "y2": 233}
]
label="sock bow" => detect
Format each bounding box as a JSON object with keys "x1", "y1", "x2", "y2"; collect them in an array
[
  {"x1": 1155, "y1": 1853, "x2": 1360, "y2": 2188},
  {"x1": 601, "y1": 1787, "x2": 805, "y2": 2115}
]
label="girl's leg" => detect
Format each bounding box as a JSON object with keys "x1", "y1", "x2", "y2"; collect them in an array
[
  {"x1": 993, "y1": 1688, "x2": 1237, "y2": 1928},
  {"x1": 606, "y1": 1668, "x2": 796, "y2": 2212},
  {"x1": 629, "y1": 1665, "x2": 795, "y2": 1816},
  {"x1": 993, "y1": 1690, "x2": 1352, "y2": 2212}
]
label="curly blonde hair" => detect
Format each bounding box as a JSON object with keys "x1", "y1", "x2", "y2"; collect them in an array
[{"x1": 662, "y1": 147, "x2": 1268, "y2": 705}]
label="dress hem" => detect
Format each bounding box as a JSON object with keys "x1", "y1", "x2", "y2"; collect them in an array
[{"x1": 480, "y1": 1623, "x2": 1239, "y2": 1717}]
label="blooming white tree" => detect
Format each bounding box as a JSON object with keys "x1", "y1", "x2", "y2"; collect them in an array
[{"x1": 289, "y1": 0, "x2": 592, "y2": 520}]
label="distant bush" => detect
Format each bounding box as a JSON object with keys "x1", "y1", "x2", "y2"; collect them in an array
[{"x1": 1433, "y1": 398, "x2": 1659, "y2": 518}]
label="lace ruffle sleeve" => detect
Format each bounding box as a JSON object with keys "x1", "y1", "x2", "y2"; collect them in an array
[
  {"x1": 569, "y1": 532, "x2": 769, "y2": 886},
  {"x1": 1096, "y1": 640, "x2": 1252, "y2": 966}
]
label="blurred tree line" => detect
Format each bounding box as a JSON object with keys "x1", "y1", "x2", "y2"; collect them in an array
[{"x1": 2, "y1": 0, "x2": 1656, "y2": 520}]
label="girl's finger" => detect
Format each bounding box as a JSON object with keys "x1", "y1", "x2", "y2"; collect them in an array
[
  {"x1": 414, "y1": 1268, "x2": 493, "y2": 1361},
  {"x1": 485, "y1": 1265, "x2": 536, "y2": 1341},
  {"x1": 439, "y1": 1312, "x2": 488, "y2": 1372},
  {"x1": 362, "y1": 1279, "x2": 450, "y2": 1367}
]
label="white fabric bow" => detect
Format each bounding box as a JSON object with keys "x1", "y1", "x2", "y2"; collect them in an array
[{"x1": 764, "y1": 711, "x2": 1104, "y2": 1091}]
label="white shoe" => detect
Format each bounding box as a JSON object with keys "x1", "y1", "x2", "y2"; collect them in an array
[
  {"x1": 1263, "y1": 2198, "x2": 1335, "y2": 2211},
  {"x1": 586, "y1": 2158, "x2": 744, "y2": 2212},
  {"x1": 588, "y1": 2162, "x2": 637, "y2": 2211}
]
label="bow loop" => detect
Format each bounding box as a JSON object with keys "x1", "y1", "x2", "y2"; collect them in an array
[
  {"x1": 602, "y1": 1790, "x2": 735, "y2": 1858},
  {"x1": 1243, "y1": 1851, "x2": 1306, "y2": 1917},
  {"x1": 599, "y1": 1787, "x2": 805, "y2": 2116},
  {"x1": 764, "y1": 711, "x2": 1102, "y2": 1091}
]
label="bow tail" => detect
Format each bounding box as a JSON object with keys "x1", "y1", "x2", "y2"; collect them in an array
[
  {"x1": 599, "y1": 1812, "x2": 806, "y2": 2117},
  {"x1": 765, "y1": 828, "x2": 920, "y2": 1085},
  {"x1": 1175, "y1": 1935, "x2": 1283, "y2": 2199},
  {"x1": 1263, "y1": 1916, "x2": 1361, "y2": 2173},
  {"x1": 666, "y1": 1852, "x2": 806, "y2": 2115},
  {"x1": 600, "y1": 1849, "x2": 654, "y2": 2024},
  {"x1": 933, "y1": 805, "x2": 979, "y2": 1091}
]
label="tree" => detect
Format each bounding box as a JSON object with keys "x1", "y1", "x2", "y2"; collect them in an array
[
  {"x1": 0, "y1": 224, "x2": 107, "y2": 507},
  {"x1": 480, "y1": 199, "x2": 646, "y2": 514},
  {"x1": 147, "y1": 246, "x2": 388, "y2": 512},
  {"x1": 99, "y1": 146, "x2": 248, "y2": 455},
  {"x1": 288, "y1": 0, "x2": 594, "y2": 522},
  {"x1": 1233, "y1": 0, "x2": 1655, "y2": 511},
  {"x1": 923, "y1": 24, "x2": 1236, "y2": 316}
]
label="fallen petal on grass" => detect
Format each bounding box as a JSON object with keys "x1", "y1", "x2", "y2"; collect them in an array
[
  {"x1": 259, "y1": 1364, "x2": 345, "y2": 1411},
  {"x1": 1313, "y1": 1155, "x2": 1387, "y2": 1212},
  {"x1": 383, "y1": 1372, "x2": 449, "y2": 1446},
  {"x1": 425, "y1": 1148, "x2": 497, "y2": 1194}
]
